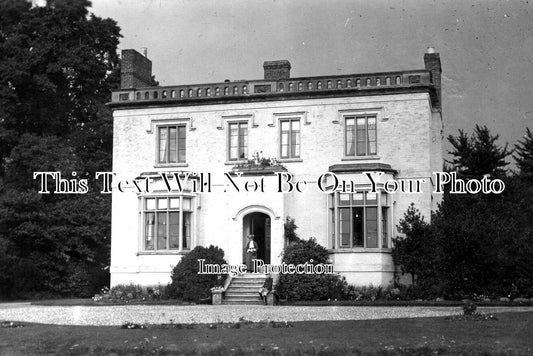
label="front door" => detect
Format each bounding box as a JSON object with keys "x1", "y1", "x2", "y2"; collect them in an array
[{"x1": 242, "y1": 212, "x2": 271, "y2": 265}]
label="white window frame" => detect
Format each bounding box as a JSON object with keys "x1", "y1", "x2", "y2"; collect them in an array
[
  {"x1": 147, "y1": 119, "x2": 190, "y2": 168},
  {"x1": 279, "y1": 118, "x2": 301, "y2": 159},
  {"x1": 338, "y1": 109, "x2": 381, "y2": 159},
  {"x1": 139, "y1": 195, "x2": 195, "y2": 253},
  {"x1": 227, "y1": 120, "x2": 249, "y2": 162},
  {"x1": 329, "y1": 191, "x2": 391, "y2": 250}
]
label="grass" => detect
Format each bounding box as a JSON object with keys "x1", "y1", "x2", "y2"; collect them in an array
[
  {"x1": 1, "y1": 312, "x2": 532, "y2": 355},
  {"x1": 22, "y1": 298, "x2": 533, "y2": 307}
]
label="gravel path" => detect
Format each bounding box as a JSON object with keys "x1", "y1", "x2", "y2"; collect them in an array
[{"x1": 0, "y1": 303, "x2": 532, "y2": 326}]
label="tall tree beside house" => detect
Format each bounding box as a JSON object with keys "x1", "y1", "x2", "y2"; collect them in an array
[
  {"x1": 429, "y1": 126, "x2": 532, "y2": 299},
  {"x1": 513, "y1": 127, "x2": 533, "y2": 181},
  {"x1": 391, "y1": 204, "x2": 437, "y2": 289},
  {"x1": 0, "y1": 0, "x2": 120, "y2": 298},
  {"x1": 447, "y1": 124, "x2": 510, "y2": 178}
]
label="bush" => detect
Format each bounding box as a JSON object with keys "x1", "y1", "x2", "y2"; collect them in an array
[
  {"x1": 276, "y1": 238, "x2": 347, "y2": 301},
  {"x1": 109, "y1": 284, "x2": 144, "y2": 301},
  {"x1": 168, "y1": 245, "x2": 227, "y2": 303}
]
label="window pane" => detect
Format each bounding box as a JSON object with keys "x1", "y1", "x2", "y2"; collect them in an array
[
  {"x1": 292, "y1": 120, "x2": 300, "y2": 130},
  {"x1": 382, "y1": 207, "x2": 388, "y2": 248},
  {"x1": 353, "y1": 207, "x2": 364, "y2": 246},
  {"x1": 291, "y1": 131, "x2": 299, "y2": 157},
  {"x1": 157, "y1": 198, "x2": 167, "y2": 209},
  {"x1": 367, "y1": 117, "x2": 377, "y2": 155},
  {"x1": 339, "y1": 208, "x2": 350, "y2": 247},
  {"x1": 157, "y1": 212, "x2": 167, "y2": 249},
  {"x1": 353, "y1": 193, "x2": 364, "y2": 206},
  {"x1": 281, "y1": 121, "x2": 290, "y2": 131},
  {"x1": 158, "y1": 127, "x2": 167, "y2": 163},
  {"x1": 183, "y1": 212, "x2": 191, "y2": 250},
  {"x1": 346, "y1": 118, "x2": 355, "y2": 156},
  {"x1": 230, "y1": 147, "x2": 238, "y2": 159},
  {"x1": 178, "y1": 126, "x2": 186, "y2": 162},
  {"x1": 146, "y1": 198, "x2": 156, "y2": 210},
  {"x1": 356, "y1": 118, "x2": 367, "y2": 156},
  {"x1": 169, "y1": 198, "x2": 180, "y2": 209},
  {"x1": 281, "y1": 144, "x2": 288, "y2": 158},
  {"x1": 366, "y1": 192, "x2": 377, "y2": 204},
  {"x1": 144, "y1": 212, "x2": 155, "y2": 250},
  {"x1": 182, "y1": 198, "x2": 191, "y2": 210},
  {"x1": 339, "y1": 193, "x2": 350, "y2": 206},
  {"x1": 168, "y1": 127, "x2": 177, "y2": 163},
  {"x1": 356, "y1": 142, "x2": 366, "y2": 156},
  {"x1": 381, "y1": 192, "x2": 389, "y2": 206},
  {"x1": 281, "y1": 132, "x2": 289, "y2": 147},
  {"x1": 240, "y1": 124, "x2": 247, "y2": 140},
  {"x1": 330, "y1": 207, "x2": 335, "y2": 249},
  {"x1": 366, "y1": 207, "x2": 378, "y2": 248},
  {"x1": 169, "y1": 212, "x2": 179, "y2": 249},
  {"x1": 238, "y1": 146, "x2": 246, "y2": 159}
]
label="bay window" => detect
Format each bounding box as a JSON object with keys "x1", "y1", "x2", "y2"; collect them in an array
[
  {"x1": 330, "y1": 191, "x2": 390, "y2": 249},
  {"x1": 142, "y1": 196, "x2": 193, "y2": 252}
]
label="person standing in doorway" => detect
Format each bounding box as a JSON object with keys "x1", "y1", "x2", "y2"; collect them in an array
[{"x1": 245, "y1": 234, "x2": 258, "y2": 272}]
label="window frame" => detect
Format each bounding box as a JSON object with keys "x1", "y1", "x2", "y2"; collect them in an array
[
  {"x1": 344, "y1": 114, "x2": 378, "y2": 157},
  {"x1": 227, "y1": 121, "x2": 248, "y2": 161},
  {"x1": 140, "y1": 195, "x2": 194, "y2": 253},
  {"x1": 156, "y1": 124, "x2": 187, "y2": 165},
  {"x1": 279, "y1": 118, "x2": 301, "y2": 159},
  {"x1": 329, "y1": 191, "x2": 390, "y2": 250}
]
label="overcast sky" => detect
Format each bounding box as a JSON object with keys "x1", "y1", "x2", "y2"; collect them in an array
[{"x1": 91, "y1": 0, "x2": 533, "y2": 162}]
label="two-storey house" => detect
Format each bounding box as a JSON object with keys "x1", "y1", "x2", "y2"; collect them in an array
[{"x1": 108, "y1": 48, "x2": 443, "y2": 287}]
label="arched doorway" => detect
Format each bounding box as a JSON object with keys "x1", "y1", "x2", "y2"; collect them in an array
[{"x1": 242, "y1": 212, "x2": 271, "y2": 265}]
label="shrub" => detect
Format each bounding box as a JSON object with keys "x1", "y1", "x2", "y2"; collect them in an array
[
  {"x1": 463, "y1": 301, "x2": 477, "y2": 315},
  {"x1": 109, "y1": 284, "x2": 144, "y2": 301},
  {"x1": 284, "y1": 216, "x2": 300, "y2": 244},
  {"x1": 168, "y1": 245, "x2": 227, "y2": 303},
  {"x1": 276, "y1": 238, "x2": 346, "y2": 301}
]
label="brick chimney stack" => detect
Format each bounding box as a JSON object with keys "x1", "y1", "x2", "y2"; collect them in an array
[
  {"x1": 121, "y1": 49, "x2": 153, "y2": 89},
  {"x1": 424, "y1": 47, "x2": 442, "y2": 111},
  {"x1": 263, "y1": 60, "x2": 291, "y2": 80}
]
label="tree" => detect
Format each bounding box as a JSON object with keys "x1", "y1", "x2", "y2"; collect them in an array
[
  {"x1": 392, "y1": 204, "x2": 436, "y2": 287},
  {"x1": 0, "y1": 0, "x2": 120, "y2": 298},
  {"x1": 447, "y1": 124, "x2": 510, "y2": 178},
  {"x1": 514, "y1": 127, "x2": 533, "y2": 181}
]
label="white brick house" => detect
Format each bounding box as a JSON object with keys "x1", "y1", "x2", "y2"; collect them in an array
[{"x1": 109, "y1": 49, "x2": 443, "y2": 287}]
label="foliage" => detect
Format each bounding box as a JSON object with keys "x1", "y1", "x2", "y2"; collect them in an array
[
  {"x1": 392, "y1": 203, "x2": 436, "y2": 286},
  {"x1": 514, "y1": 127, "x2": 533, "y2": 181},
  {"x1": 276, "y1": 237, "x2": 346, "y2": 301},
  {"x1": 447, "y1": 124, "x2": 510, "y2": 178},
  {"x1": 391, "y1": 126, "x2": 533, "y2": 300},
  {"x1": 284, "y1": 216, "x2": 300, "y2": 244},
  {"x1": 109, "y1": 284, "x2": 144, "y2": 301},
  {"x1": 279, "y1": 237, "x2": 329, "y2": 265},
  {"x1": 463, "y1": 301, "x2": 477, "y2": 315},
  {"x1": 168, "y1": 245, "x2": 227, "y2": 303},
  {"x1": 233, "y1": 151, "x2": 286, "y2": 169},
  {"x1": 0, "y1": 0, "x2": 120, "y2": 298}
]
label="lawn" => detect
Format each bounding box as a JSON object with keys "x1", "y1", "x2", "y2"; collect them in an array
[
  {"x1": 1, "y1": 312, "x2": 532, "y2": 355},
  {"x1": 26, "y1": 298, "x2": 533, "y2": 307}
]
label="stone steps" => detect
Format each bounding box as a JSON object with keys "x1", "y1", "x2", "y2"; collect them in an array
[{"x1": 222, "y1": 274, "x2": 267, "y2": 305}]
